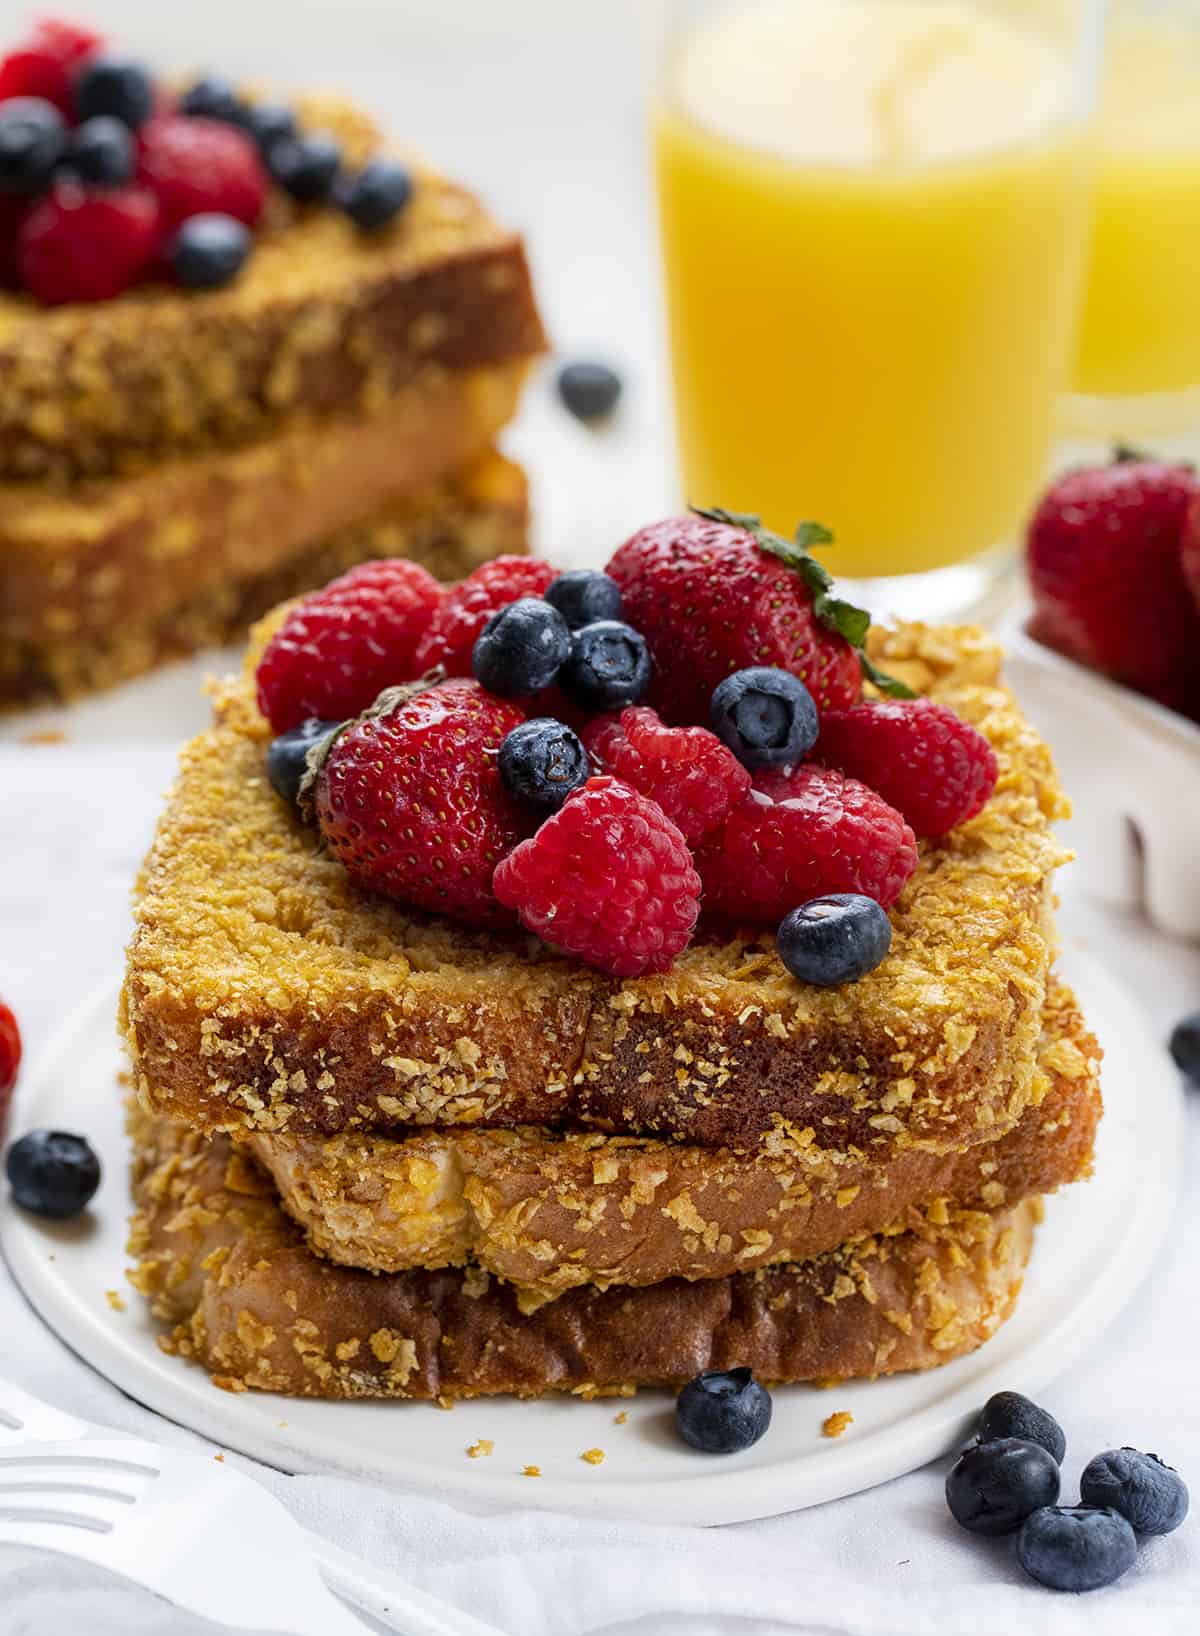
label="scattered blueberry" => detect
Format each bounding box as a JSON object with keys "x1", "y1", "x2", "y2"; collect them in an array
[
  {"x1": 498, "y1": 719, "x2": 590, "y2": 813},
  {"x1": 675, "y1": 1367, "x2": 772, "y2": 1454},
  {"x1": 777, "y1": 894, "x2": 892, "y2": 987},
  {"x1": 1168, "y1": 1012, "x2": 1200, "y2": 1083},
  {"x1": 559, "y1": 620, "x2": 652, "y2": 711},
  {"x1": 0, "y1": 99, "x2": 66, "y2": 196},
  {"x1": 268, "y1": 132, "x2": 342, "y2": 203},
  {"x1": 179, "y1": 75, "x2": 245, "y2": 124},
  {"x1": 6, "y1": 1130, "x2": 101, "y2": 1219},
  {"x1": 544, "y1": 570, "x2": 622, "y2": 629},
  {"x1": 1080, "y1": 1448, "x2": 1189, "y2": 1536},
  {"x1": 978, "y1": 1391, "x2": 1066, "y2": 1465},
  {"x1": 64, "y1": 117, "x2": 134, "y2": 186},
  {"x1": 169, "y1": 214, "x2": 253, "y2": 290},
  {"x1": 945, "y1": 1438, "x2": 1061, "y2": 1535},
  {"x1": 1017, "y1": 1506, "x2": 1137, "y2": 1593},
  {"x1": 239, "y1": 102, "x2": 297, "y2": 154},
  {"x1": 74, "y1": 56, "x2": 155, "y2": 130},
  {"x1": 267, "y1": 718, "x2": 342, "y2": 807},
  {"x1": 557, "y1": 361, "x2": 622, "y2": 423},
  {"x1": 473, "y1": 598, "x2": 571, "y2": 697},
  {"x1": 338, "y1": 159, "x2": 413, "y2": 231},
  {"x1": 709, "y1": 667, "x2": 818, "y2": 768}
]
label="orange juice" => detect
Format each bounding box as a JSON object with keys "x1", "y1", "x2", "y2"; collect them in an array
[
  {"x1": 1072, "y1": 11, "x2": 1200, "y2": 399},
  {"x1": 654, "y1": 0, "x2": 1094, "y2": 580}
]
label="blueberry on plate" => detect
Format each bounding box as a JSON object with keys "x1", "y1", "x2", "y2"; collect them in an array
[
  {"x1": 675, "y1": 1367, "x2": 772, "y2": 1454},
  {"x1": 267, "y1": 718, "x2": 342, "y2": 807},
  {"x1": 1017, "y1": 1506, "x2": 1137, "y2": 1592},
  {"x1": 240, "y1": 102, "x2": 297, "y2": 154},
  {"x1": 268, "y1": 132, "x2": 342, "y2": 203},
  {"x1": 709, "y1": 667, "x2": 818, "y2": 769},
  {"x1": 1168, "y1": 1012, "x2": 1200, "y2": 1083},
  {"x1": 544, "y1": 569, "x2": 622, "y2": 630},
  {"x1": 1080, "y1": 1447, "x2": 1189, "y2": 1536},
  {"x1": 945, "y1": 1437, "x2": 1060, "y2": 1535},
  {"x1": 557, "y1": 361, "x2": 622, "y2": 423},
  {"x1": 978, "y1": 1390, "x2": 1066, "y2": 1465},
  {"x1": 498, "y1": 719, "x2": 590, "y2": 813},
  {"x1": 170, "y1": 214, "x2": 253, "y2": 290},
  {"x1": 65, "y1": 116, "x2": 134, "y2": 186},
  {"x1": 74, "y1": 55, "x2": 155, "y2": 130},
  {"x1": 338, "y1": 159, "x2": 413, "y2": 231},
  {"x1": 777, "y1": 894, "x2": 892, "y2": 987},
  {"x1": 179, "y1": 75, "x2": 245, "y2": 124},
  {"x1": 6, "y1": 1130, "x2": 101, "y2": 1219},
  {"x1": 473, "y1": 598, "x2": 571, "y2": 698},
  {"x1": 559, "y1": 620, "x2": 651, "y2": 711},
  {"x1": 0, "y1": 98, "x2": 66, "y2": 196}
]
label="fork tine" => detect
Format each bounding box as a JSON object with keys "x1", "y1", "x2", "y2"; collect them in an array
[
  {"x1": 0, "y1": 1381, "x2": 87, "y2": 1444},
  {"x1": 0, "y1": 1480, "x2": 137, "y2": 1505},
  {"x1": 0, "y1": 1504, "x2": 113, "y2": 1534}
]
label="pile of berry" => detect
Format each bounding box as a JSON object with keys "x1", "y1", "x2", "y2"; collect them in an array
[
  {"x1": 256, "y1": 510, "x2": 999, "y2": 981},
  {"x1": 0, "y1": 16, "x2": 413, "y2": 305}
]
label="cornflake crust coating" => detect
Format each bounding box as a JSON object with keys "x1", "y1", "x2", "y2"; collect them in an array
[
  {"x1": 246, "y1": 978, "x2": 1098, "y2": 1304},
  {"x1": 127, "y1": 1100, "x2": 1040, "y2": 1402},
  {"x1": 122, "y1": 623, "x2": 1070, "y2": 1159},
  {"x1": 2, "y1": 450, "x2": 527, "y2": 709},
  {"x1": 0, "y1": 94, "x2": 546, "y2": 482}
]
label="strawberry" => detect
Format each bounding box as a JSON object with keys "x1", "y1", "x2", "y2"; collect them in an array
[{"x1": 0, "y1": 18, "x2": 102, "y2": 117}]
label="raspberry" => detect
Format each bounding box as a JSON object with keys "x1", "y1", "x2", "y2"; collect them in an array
[
  {"x1": 255, "y1": 558, "x2": 443, "y2": 733},
  {"x1": 814, "y1": 698, "x2": 998, "y2": 838},
  {"x1": 413, "y1": 556, "x2": 557, "y2": 676},
  {"x1": 0, "y1": 19, "x2": 102, "y2": 117},
  {"x1": 18, "y1": 180, "x2": 158, "y2": 304},
  {"x1": 493, "y1": 776, "x2": 701, "y2": 976},
  {"x1": 0, "y1": 998, "x2": 21, "y2": 1121},
  {"x1": 694, "y1": 764, "x2": 918, "y2": 924},
  {"x1": 583, "y1": 706, "x2": 750, "y2": 844},
  {"x1": 606, "y1": 514, "x2": 862, "y2": 724},
  {"x1": 136, "y1": 114, "x2": 268, "y2": 235},
  {"x1": 315, "y1": 678, "x2": 528, "y2": 928}
]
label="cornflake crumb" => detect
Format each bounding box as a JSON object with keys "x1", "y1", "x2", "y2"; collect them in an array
[
  {"x1": 613, "y1": 1411, "x2": 628, "y2": 1426},
  {"x1": 277, "y1": 1421, "x2": 289, "y2": 1429},
  {"x1": 580, "y1": 1448, "x2": 605, "y2": 1466},
  {"x1": 436, "y1": 1395, "x2": 455, "y2": 1411},
  {"x1": 467, "y1": 1438, "x2": 494, "y2": 1459},
  {"x1": 21, "y1": 730, "x2": 66, "y2": 746},
  {"x1": 822, "y1": 1411, "x2": 854, "y2": 1439},
  {"x1": 214, "y1": 1453, "x2": 225, "y2": 1463},
  {"x1": 521, "y1": 1464, "x2": 541, "y2": 1478},
  {"x1": 105, "y1": 1289, "x2": 126, "y2": 1313}
]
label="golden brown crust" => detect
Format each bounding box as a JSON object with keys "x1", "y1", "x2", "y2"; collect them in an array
[
  {"x1": 244, "y1": 978, "x2": 1098, "y2": 1301},
  {"x1": 2, "y1": 451, "x2": 527, "y2": 708},
  {"x1": 122, "y1": 623, "x2": 1070, "y2": 1156},
  {"x1": 0, "y1": 95, "x2": 546, "y2": 481},
  {"x1": 127, "y1": 1102, "x2": 1039, "y2": 1400}
]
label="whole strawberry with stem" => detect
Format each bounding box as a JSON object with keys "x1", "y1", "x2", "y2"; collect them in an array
[
  {"x1": 1027, "y1": 453, "x2": 1200, "y2": 717},
  {"x1": 606, "y1": 509, "x2": 910, "y2": 726},
  {"x1": 312, "y1": 677, "x2": 529, "y2": 929}
]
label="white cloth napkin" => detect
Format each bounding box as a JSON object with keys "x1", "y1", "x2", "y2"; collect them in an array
[{"x1": 1, "y1": 728, "x2": 1198, "y2": 1636}]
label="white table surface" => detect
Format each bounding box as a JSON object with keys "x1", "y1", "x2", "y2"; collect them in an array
[{"x1": 2, "y1": 3, "x2": 1200, "y2": 1631}]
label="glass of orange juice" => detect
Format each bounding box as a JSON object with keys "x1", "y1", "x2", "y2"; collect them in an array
[{"x1": 652, "y1": 0, "x2": 1103, "y2": 618}]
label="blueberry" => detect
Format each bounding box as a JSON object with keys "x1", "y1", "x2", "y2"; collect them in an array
[
  {"x1": 544, "y1": 570, "x2": 622, "y2": 629},
  {"x1": 675, "y1": 1367, "x2": 772, "y2": 1454},
  {"x1": 6, "y1": 1131, "x2": 101, "y2": 1219},
  {"x1": 267, "y1": 718, "x2": 341, "y2": 808},
  {"x1": 169, "y1": 214, "x2": 253, "y2": 290},
  {"x1": 74, "y1": 56, "x2": 155, "y2": 130},
  {"x1": 337, "y1": 159, "x2": 413, "y2": 231},
  {"x1": 1017, "y1": 1506, "x2": 1137, "y2": 1592},
  {"x1": 1168, "y1": 1012, "x2": 1200, "y2": 1083},
  {"x1": 978, "y1": 1391, "x2": 1066, "y2": 1465},
  {"x1": 1080, "y1": 1447, "x2": 1189, "y2": 1536},
  {"x1": 268, "y1": 132, "x2": 342, "y2": 203},
  {"x1": 473, "y1": 598, "x2": 571, "y2": 698},
  {"x1": 179, "y1": 75, "x2": 246, "y2": 124},
  {"x1": 559, "y1": 620, "x2": 651, "y2": 711},
  {"x1": 709, "y1": 667, "x2": 818, "y2": 769},
  {"x1": 0, "y1": 99, "x2": 66, "y2": 196},
  {"x1": 945, "y1": 1437, "x2": 1060, "y2": 1535},
  {"x1": 777, "y1": 894, "x2": 892, "y2": 987},
  {"x1": 240, "y1": 102, "x2": 297, "y2": 154},
  {"x1": 498, "y1": 718, "x2": 590, "y2": 813},
  {"x1": 64, "y1": 117, "x2": 134, "y2": 186},
  {"x1": 557, "y1": 361, "x2": 622, "y2": 422}
]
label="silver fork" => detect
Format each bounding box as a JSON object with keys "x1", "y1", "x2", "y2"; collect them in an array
[{"x1": 0, "y1": 1379, "x2": 503, "y2": 1636}]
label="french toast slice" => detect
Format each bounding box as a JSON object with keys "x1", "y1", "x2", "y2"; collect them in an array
[
  {"x1": 0, "y1": 94, "x2": 546, "y2": 481},
  {"x1": 122, "y1": 623, "x2": 1069, "y2": 1158},
  {"x1": 127, "y1": 1099, "x2": 1039, "y2": 1400},
  {"x1": 243, "y1": 977, "x2": 1098, "y2": 1302},
  {"x1": 3, "y1": 451, "x2": 527, "y2": 707}
]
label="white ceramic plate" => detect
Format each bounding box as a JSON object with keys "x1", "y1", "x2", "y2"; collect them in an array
[{"x1": 0, "y1": 945, "x2": 1183, "y2": 1527}]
